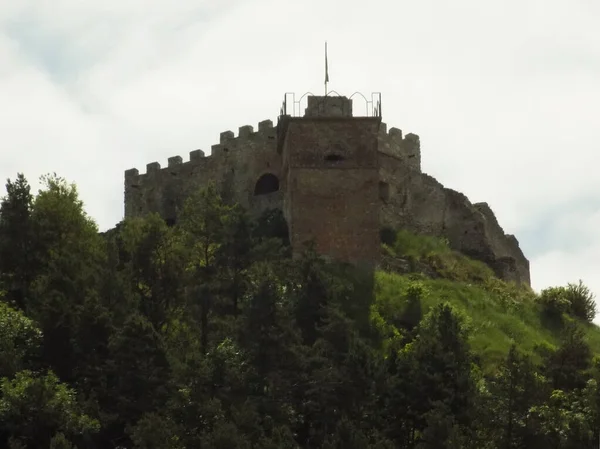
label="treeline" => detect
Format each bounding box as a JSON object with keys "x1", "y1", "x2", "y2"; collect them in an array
[{"x1": 0, "y1": 173, "x2": 599, "y2": 449}]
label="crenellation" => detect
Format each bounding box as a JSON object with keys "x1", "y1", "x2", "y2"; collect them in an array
[
  {"x1": 125, "y1": 168, "x2": 139, "y2": 179},
  {"x1": 404, "y1": 133, "x2": 419, "y2": 144},
  {"x1": 146, "y1": 162, "x2": 161, "y2": 173},
  {"x1": 258, "y1": 119, "x2": 273, "y2": 131},
  {"x1": 389, "y1": 127, "x2": 403, "y2": 140},
  {"x1": 168, "y1": 156, "x2": 183, "y2": 167},
  {"x1": 238, "y1": 125, "x2": 254, "y2": 138},
  {"x1": 220, "y1": 131, "x2": 234, "y2": 143},
  {"x1": 379, "y1": 122, "x2": 387, "y2": 134},
  {"x1": 190, "y1": 149, "x2": 205, "y2": 161},
  {"x1": 211, "y1": 144, "x2": 224, "y2": 156}
]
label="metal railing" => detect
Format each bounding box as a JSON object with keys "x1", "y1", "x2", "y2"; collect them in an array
[{"x1": 279, "y1": 91, "x2": 382, "y2": 118}]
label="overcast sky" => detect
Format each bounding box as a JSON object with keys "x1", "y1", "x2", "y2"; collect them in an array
[{"x1": 1, "y1": 0, "x2": 599, "y2": 305}]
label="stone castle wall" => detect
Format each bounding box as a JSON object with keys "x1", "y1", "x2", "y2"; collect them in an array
[
  {"x1": 124, "y1": 102, "x2": 530, "y2": 285},
  {"x1": 124, "y1": 119, "x2": 416, "y2": 220},
  {"x1": 281, "y1": 117, "x2": 382, "y2": 267},
  {"x1": 124, "y1": 119, "x2": 283, "y2": 222}
]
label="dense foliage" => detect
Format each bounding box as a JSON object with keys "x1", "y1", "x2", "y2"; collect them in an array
[{"x1": 1, "y1": 173, "x2": 600, "y2": 448}]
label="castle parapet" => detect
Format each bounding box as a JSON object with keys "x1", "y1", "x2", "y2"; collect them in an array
[
  {"x1": 146, "y1": 162, "x2": 161, "y2": 174},
  {"x1": 378, "y1": 125, "x2": 421, "y2": 172},
  {"x1": 190, "y1": 149, "x2": 205, "y2": 161},
  {"x1": 125, "y1": 168, "x2": 139, "y2": 179},
  {"x1": 124, "y1": 118, "x2": 277, "y2": 176},
  {"x1": 168, "y1": 156, "x2": 183, "y2": 167}
]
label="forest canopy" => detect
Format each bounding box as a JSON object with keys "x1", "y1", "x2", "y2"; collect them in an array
[{"x1": 0, "y1": 173, "x2": 599, "y2": 449}]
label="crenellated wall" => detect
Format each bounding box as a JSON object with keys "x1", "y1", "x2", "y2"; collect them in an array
[
  {"x1": 378, "y1": 123, "x2": 421, "y2": 171},
  {"x1": 123, "y1": 96, "x2": 531, "y2": 285},
  {"x1": 124, "y1": 119, "x2": 283, "y2": 221}
]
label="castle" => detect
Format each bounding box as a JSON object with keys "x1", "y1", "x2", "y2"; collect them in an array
[{"x1": 124, "y1": 93, "x2": 530, "y2": 285}]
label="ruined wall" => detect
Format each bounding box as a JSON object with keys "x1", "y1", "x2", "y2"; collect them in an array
[
  {"x1": 282, "y1": 117, "x2": 381, "y2": 267},
  {"x1": 124, "y1": 119, "x2": 283, "y2": 222},
  {"x1": 378, "y1": 147, "x2": 530, "y2": 285}
]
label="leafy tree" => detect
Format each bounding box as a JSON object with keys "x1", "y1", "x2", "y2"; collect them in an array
[
  {"x1": 485, "y1": 344, "x2": 547, "y2": 448},
  {"x1": 0, "y1": 370, "x2": 99, "y2": 448},
  {"x1": 565, "y1": 281, "x2": 596, "y2": 323},
  {"x1": 106, "y1": 314, "x2": 171, "y2": 435},
  {"x1": 538, "y1": 281, "x2": 596, "y2": 324},
  {"x1": 0, "y1": 301, "x2": 41, "y2": 378},
  {"x1": 178, "y1": 183, "x2": 230, "y2": 353},
  {"x1": 119, "y1": 214, "x2": 185, "y2": 330},
  {"x1": 27, "y1": 174, "x2": 105, "y2": 381},
  {"x1": 0, "y1": 174, "x2": 35, "y2": 310},
  {"x1": 543, "y1": 322, "x2": 592, "y2": 391}
]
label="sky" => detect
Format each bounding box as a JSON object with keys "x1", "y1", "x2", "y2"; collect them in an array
[{"x1": 1, "y1": 0, "x2": 599, "y2": 305}]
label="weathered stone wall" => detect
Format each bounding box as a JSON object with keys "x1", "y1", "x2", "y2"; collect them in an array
[
  {"x1": 378, "y1": 151, "x2": 530, "y2": 285},
  {"x1": 124, "y1": 97, "x2": 531, "y2": 285},
  {"x1": 281, "y1": 117, "x2": 381, "y2": 267},
  {"x1": 124, "y1": 119, "x2": 282, "y2": 221},
  {"x1": 378, "y1": 123, "x2": 421, "y2": 171}
]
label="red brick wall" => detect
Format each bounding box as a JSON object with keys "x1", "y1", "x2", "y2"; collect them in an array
[{"x1": 282, "y1": 117, "x2": 381, "y2": 266}]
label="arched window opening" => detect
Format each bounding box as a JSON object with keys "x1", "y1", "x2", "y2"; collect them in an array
[
  {"x1": 254, "y1": 173, "x2": 280, "y2": 196},
  {"x1": 324, "y1": 153, "x2": 344, "y2": 162}
]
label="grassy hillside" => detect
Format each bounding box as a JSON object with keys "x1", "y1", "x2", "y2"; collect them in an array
[{"x1": 375, "y1": 229, "x2": 600, "y2": 373}]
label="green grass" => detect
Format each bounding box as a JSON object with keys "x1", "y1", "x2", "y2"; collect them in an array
[
  {"x1": 376, "y1": 228, "x2": 600, "y2": 372},
  {"x1": 374, "y1": 271, "x2": 600, "y2": 373}
]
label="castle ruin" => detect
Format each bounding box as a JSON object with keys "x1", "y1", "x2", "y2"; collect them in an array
[{"x1": 124, "y1": 93, "x2": 530, "y2": 285}]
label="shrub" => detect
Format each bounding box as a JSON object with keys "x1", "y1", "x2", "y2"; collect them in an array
[
  {"x1": 537, "y1": 286, "x2": 571, "y2": 322},
  {"x1": 537, "y1": 281, "x2": 596, "y2": 324},
  {"x1": 565, "y1": 280, "x2": 596, "y2": 323}
]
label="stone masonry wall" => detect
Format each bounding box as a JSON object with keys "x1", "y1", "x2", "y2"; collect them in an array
[
  {"x1": 124, "y1": 104, "x2": 531, "y2": 286},
  {"x1": 378, "y1": 150, "x2": 530, "y2": 285},
  {"x1": 281, "y1": 117, "x2": 381, "y2": 267},
  {"x1": 124, "y1": 119, "x2": 282, "y2": 222}
]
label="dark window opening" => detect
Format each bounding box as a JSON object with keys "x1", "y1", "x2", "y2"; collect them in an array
[
  {"x1": 324, "y1": 153, "x2": 344, "y2": 162},
  {"x1": 254, "y1": 173, "x2": 280, "y2": 196},
  {"x1": 166, "y1": 218, "x2": 176, "y2": 227},
  {"x1": 379, "y1": 182, "x2": 390, "y2": 201}
]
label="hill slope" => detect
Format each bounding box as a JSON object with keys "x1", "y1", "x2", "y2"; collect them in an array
[{"x1": 376, "y1": 229, "x2": 600, "y2": 372}]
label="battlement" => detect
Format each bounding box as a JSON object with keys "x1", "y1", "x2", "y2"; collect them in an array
[
  {"x1": 378, "y1": 123, "x2": 421, "y2": 171},
  {"x1": 125, "y1": 119, "x2": 276, "y2": 177},
  {"x1": 125, "y1": 117, "x2": 422, "y2": 178}
]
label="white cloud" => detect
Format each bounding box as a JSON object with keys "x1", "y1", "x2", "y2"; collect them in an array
[{"x1": 1, "y1": 0, "x2": 600, "y2": 311}]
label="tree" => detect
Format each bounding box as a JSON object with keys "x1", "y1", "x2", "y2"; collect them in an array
[
  {"x1": 0, "y1": 174, "x2": 35, "y2": 310},
  {"x1": 27, "y1": 174, "x2": 105, "y2": 381},
  {"x1": 178, "y1": 183, "x2": 230, "y2": 354},
  {"x1": 543, "y1": 321, "x2": 592, "y2": 392},
  {"x1": 119, "y1": 214, "x2": 185, "y2": 330},
  {"x1": 0, "y1": 370, "x2": 99, "y2": 448},
  {"x1": 485, "y1": 344, "x2": 546, "y2": 448},
  {"x1": 0, "y1": 301, "x2": 41, "y2": 378},
  {"x1": 388, "y1": 303, "x2": 478, "y2": 447},
  {"x1": 565, "y1": 281, "x2": 596, "y2": 323}
]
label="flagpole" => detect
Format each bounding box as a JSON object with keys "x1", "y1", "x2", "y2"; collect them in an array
[{"x1": 324, "y1": 41, "x2": 328, "y2": 96}]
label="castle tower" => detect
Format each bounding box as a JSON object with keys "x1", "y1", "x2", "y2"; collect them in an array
[{"x1": 278, "y1": 95, "x2": 382, "y2": 267}]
